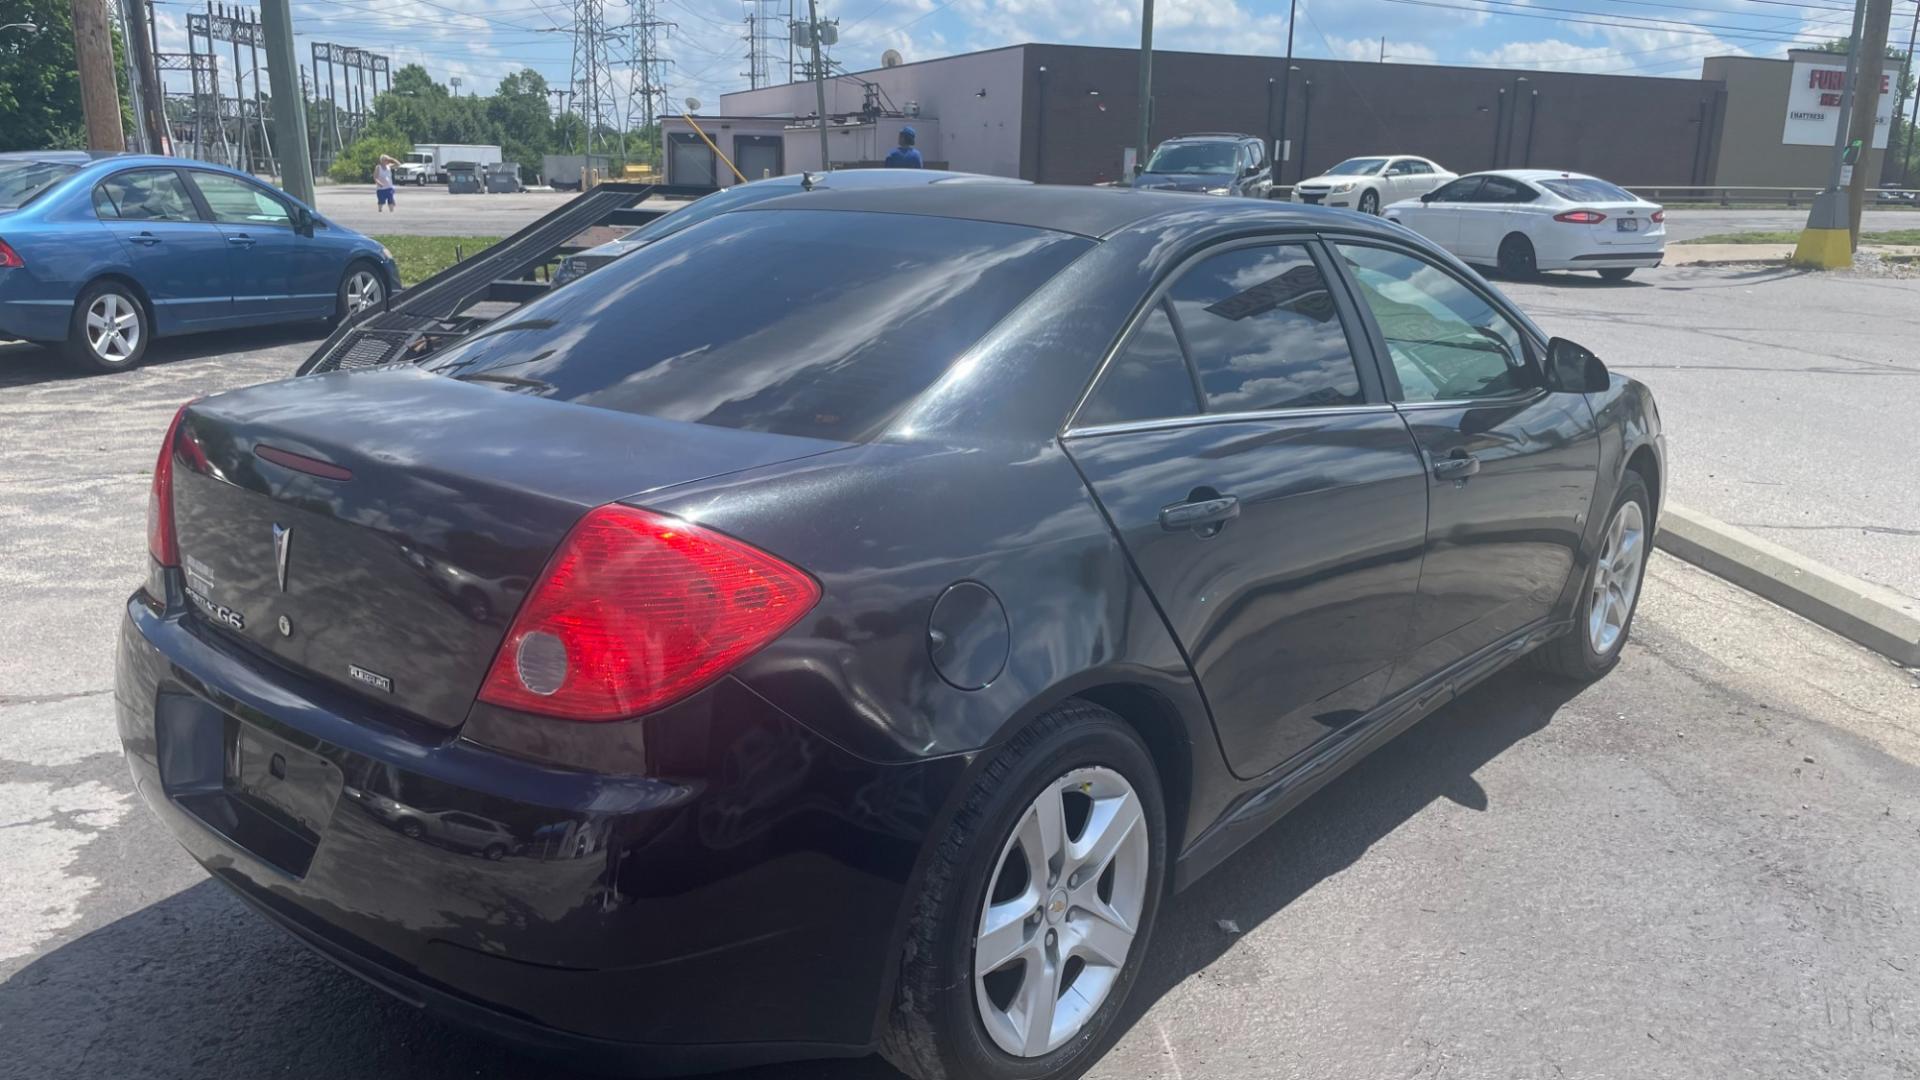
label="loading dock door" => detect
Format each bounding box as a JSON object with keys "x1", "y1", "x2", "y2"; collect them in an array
[
  {"x1": 734, "y1": 135, "x2": 783, "y2": 182},
  {"x1": 669, "y1": 133, "x2": 716, "y2": 187}
]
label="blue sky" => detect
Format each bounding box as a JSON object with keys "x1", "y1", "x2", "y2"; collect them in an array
[{"x1": 146, "y1": 0, "x2": 1900, "y2": 119}]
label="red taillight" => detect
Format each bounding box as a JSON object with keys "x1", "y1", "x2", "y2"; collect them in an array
[
  {"x1": 478, "y1": 504, "x2": 820, "y2": 722},
  {"x1": 146, "y1": 402, "x2": 193, "y2": 568},
  {"x1": 0, "y1": 238, "x2": 23, "y2": 269},
  {"x1": 1650, "y1": 209, "x2": 1665, "y2": 223},
  {"x1": 1553, "y1": 210, "x2": 1607, "y2": 224}
]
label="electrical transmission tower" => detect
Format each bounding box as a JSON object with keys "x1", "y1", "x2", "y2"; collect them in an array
[
  {"x1": 742, "y1": 0, "x2": 792, "y2": 89},
  {"x1": 622, "y1": 0, "x2": 673, "y2": 169},
  {"x1": 568, "y1": 0, "x2": 617, "y2": 157}
]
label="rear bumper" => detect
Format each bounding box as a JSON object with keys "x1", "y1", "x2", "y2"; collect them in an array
[
  {"x1": 0, "y1": 276, "x2": 72, "y2": 342},
  {"x1": 115, "y1": 585, "x2": 958, "y2": 1070},
  {"x1": 1543, "y1": 244, "x2": 1666, "y2": 271}
]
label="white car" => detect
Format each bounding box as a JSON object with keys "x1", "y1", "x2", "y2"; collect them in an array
[
  {"x1": 1385, "y1": 169, "x2": 1666, "y2": 281},
  {"x1": 1291, "y1": 155, "x2": 1455, "y2": 215}
]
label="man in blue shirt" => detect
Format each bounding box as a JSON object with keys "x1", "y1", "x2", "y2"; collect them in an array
[{"x1": 884, "y1": 126, "x2": 923, "y2": 168}]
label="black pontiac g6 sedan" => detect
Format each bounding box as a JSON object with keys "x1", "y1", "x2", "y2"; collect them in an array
[{"x1": 117, "y1": 183, "x2": 1663, "y2": 1079}]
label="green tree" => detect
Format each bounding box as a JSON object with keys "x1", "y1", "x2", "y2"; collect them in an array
[
  {"x1": 389, "y1": 63, "x2": 445, "y2": 98},
  {"x1": 0, "y1": 0, "x2": 130, "y2": 150}
]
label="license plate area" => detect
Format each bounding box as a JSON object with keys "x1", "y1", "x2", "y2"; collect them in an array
[
  {"x1": 1617, "y1": 217, "x2": 1639, "y2": 232},
  {"x1": 156, "y1": 692, "x2": 342, "y2": 878}
]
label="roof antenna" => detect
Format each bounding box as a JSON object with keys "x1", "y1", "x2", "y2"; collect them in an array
[{"x1": 801, "y1": 171, "x2": 815, "y2": 191}]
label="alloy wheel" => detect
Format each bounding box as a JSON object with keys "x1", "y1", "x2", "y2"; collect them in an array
[
  {"x1": 86, "y1": 293, "x2": 141, "y2": 364},
  {"x1": 1588, "y1": 499, "x2": 1646, "y2": 656},
  {"x1": 974, "y1": 766, "x2": 1149, "y2": 1058},
  {"x1": 345, "y1": 270, "x2": 384, "y2": 315}
]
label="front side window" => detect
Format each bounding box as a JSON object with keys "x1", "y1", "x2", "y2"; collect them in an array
[
  {"x1": 1427, "y1": 176, "x2": 1484, "y2": 202},
  {"x1": 92, "y1": 170, "x2": 199, "y2": 222},
  {"x1": 421, "y1": 209, "x2": 1092, "y2": 441},
  {"x1": 1166, "y1": 244, "x2": 1362, "y2": 414},
  {"x1": 190, "y1": 172, "x2": 292, "y2": 226},
  {"x1": 1335, "y1": 243, "x2": 1534, "y2": 402},
  {"x1": 1077, "y1": 301, "x2": 1199, "y2": 427}
]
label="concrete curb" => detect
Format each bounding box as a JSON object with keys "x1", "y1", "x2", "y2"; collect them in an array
[{"x1": 1656, "y1": 502, "x2": 1920, "y2": 667}]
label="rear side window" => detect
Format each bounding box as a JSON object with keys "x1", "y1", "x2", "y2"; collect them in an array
[
  {"x1": 1428, "y1": 176, "x2": 1483, "y2": 202},
  {"x1": 93, "y1": 170, "x2": 199, "y2": 222},
  {"x1": 1077, "y1": 301, "x2": 1199, "y2": 427},
  {"x1": 1478, "y1": 176, "x2": 1539, "y2": 203},
  {"x1": 1165, "y1": 244, "x2": 1362, "y2": 414},
  {"x1": 1539, "y1": 177, "x2": 1636, "y2": 202},
  {"x1": 422, "y1": 209, "x2": 1091, "y2": 441}
]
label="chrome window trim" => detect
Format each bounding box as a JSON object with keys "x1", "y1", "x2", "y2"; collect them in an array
[{"x1": 1066, "y1": 403, "x2": 1396, "y2": 440}]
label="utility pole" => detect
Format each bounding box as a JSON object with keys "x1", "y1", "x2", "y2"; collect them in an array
[
  {"x1": 1793, "y1": 0, "x2": 1869, "y2": 267},
  {"x1": 1277, "y1": 0, "x2": 1297, "y2": 183},
  {"x1": 260, "y1": 0, "x2": 313, "y2": 204},
  {"x1": 1134, "y1": 0, "x2": 1154, "y2": 175},
  {"x1": 804, "y1": 0, "x2": 829, "y2": 169},
  {"x1": 1844, "y1": 0, "x2": 1895, "y2": 243},
  {"x1": 70, "y1": 0, "x2": 126, "y2": 150},
  {"x1": 1896, "y1": 0, "x2": 1918, "y2": 187},
  {"x1": 122, "y1": 0, "x2": 168, "y2": 152}
]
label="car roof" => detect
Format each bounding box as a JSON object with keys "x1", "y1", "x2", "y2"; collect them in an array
[
  {"x1": 1479, "y1": 169, "x2": 1602, "y2": 182},
  {"x1": 1161, "y1": 132, "x2": 1258, "y2": 143},
  {"x1": 740, "y1": 182, "x2": 1409, "y2": 241}
]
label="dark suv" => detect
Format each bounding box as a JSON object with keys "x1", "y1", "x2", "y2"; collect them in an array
[{"x1": 1130, "y1": 132, "x2": 1273, "y2": 198}]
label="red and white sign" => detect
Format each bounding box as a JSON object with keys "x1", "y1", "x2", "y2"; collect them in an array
[{"x1": 1782, "y1": 50, "x2": 1895, "y2": 148}]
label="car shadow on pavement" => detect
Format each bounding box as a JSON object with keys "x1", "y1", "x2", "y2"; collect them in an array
[
  {"x1": 0, "y1": 668, "x2": 1581, "y2": 1080},
  {"x1": 0, "y1": 323, "x2": 329, "y2": 390}
]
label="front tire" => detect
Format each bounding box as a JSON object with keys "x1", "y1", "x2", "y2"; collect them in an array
[
  {"x1": 336, "y1": 262, "x2": 386, "y2": 324},
  {"x1": 1359, "y1": 189, "x2": 1380, "y2": 215},
  {"x1": 1497, "y1": 233, "x2": 1538, "y2": 279},
  {"x1": 1532, "y1": 471, "x2": 1651, "y2": 681},
  {"x1": 64, "y1": 281, "x2": 149, "y2": 373},
  {"x1": 882, "y1": 701, "x2": 1166, "y2": 1080}
]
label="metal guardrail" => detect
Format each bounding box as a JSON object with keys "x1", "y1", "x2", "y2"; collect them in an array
[{"x1": 1624, "y1": 185, "x2": 1918, "y2": 207}]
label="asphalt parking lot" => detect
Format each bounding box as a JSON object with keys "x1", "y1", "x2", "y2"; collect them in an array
[{"x1": 2, "y1": 262, "x2": 1917, "y2": 1078}]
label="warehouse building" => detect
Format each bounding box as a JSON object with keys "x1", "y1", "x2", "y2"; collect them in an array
[{"x1": 677, "y1": 42, "x2": 1902, "y2": 192}]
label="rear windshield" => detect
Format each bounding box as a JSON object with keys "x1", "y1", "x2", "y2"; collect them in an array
[
  {"x1": 0, "y1": 161, "x2": 79, "y2": 209},
  {"x1": 422, "y1": 208, "x2": 1091, "y2": 441},
  {"x1": 1539, "y1": 177, "x2": 1636, "y2": 203}
]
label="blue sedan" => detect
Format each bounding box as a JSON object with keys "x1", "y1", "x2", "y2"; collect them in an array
[{"x1": 0, "y1": 152, "x2": 398, "y2": 372}]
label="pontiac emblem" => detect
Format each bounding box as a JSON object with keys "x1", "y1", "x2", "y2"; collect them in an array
[{"x1": 273, "y1": 523, "x2": 292, "y2": 592}]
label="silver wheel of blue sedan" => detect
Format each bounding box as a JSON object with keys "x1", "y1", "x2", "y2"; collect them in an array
[
  {"x1": 1589, "y1": 499, "x2": 1646, "y2": 656},
  {"x1": 86, "y1": 291, "x2": 141, "y2": 364},
  {"x1": 345, "y1": 269, "x2": 384, "y2": 315},
  {"x1": 974, "y1": 765, "x2": 1149, "y2": 1058}
]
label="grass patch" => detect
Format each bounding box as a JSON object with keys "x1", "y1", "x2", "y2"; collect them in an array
[
  {"x1": 373, "y1": 235, "x2": 505, "y2": 286},
  {"x1": 1678, "y1": 228, "x2": 1920, "y2": 246}
]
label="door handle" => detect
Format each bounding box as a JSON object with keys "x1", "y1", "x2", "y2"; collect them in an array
[
  {"x1": 1433, "y1": 449, "x2": 1481, "y2": 481},
  {"x1": 1159, "y1": 493, "x2": 1240, "y2": 534},
  {"x1": 226, "y1": 234, "x2": 256, "y2": 247},
  {"x1": 128, "y1": 232, "x2": 161, "y2": 246}
]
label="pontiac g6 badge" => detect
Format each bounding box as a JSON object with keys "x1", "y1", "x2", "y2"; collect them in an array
[{"x1": 273, "y1": 523, "x2": 292, "y2": 592}]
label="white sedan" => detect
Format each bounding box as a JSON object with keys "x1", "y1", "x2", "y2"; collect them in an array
[
  {"x1": 1289, "y1": 155, "x2": 1455, "y2": 215},
  {"x1": 1385, "y1": 169, "x2": 1665, "y2": 281}
]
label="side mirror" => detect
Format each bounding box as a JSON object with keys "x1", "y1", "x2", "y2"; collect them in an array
[
  {"x1": 1420, "y1": 191, "x2": 1436, "y2": 204},
  {"x1": 1544, "y1": 337, "x2": 1610, "y2": 393},
  {"x1": 292, "y1": 205, "x2": 315, "y2": 237}
]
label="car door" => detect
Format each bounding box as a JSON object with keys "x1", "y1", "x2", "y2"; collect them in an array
[
  {"x1": 1063, "y1": 239, "x2": 1430, "y2": 778},
  {"x1": 1454, "y1": 174, "x2": 1542, "y2": 266},
  {"x1": 1392, "y1": 174, "x2": 1480, "y2": 254},
  {"x1": 1382, "y1": 159, "x2": 1422, "y2": 203},
  {"x1": 1329, "y1": 240, "x2": 1599, "y2": 691},
  {"x1": 90, "y1": 168, "x2": 236, "y2": 331},
  {"x1": 186, "y1": 171, "x2": 336, "y2": 322}
]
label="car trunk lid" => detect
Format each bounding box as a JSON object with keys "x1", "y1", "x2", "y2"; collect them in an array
[{"x1": 167, "y1": 367, "x2": 848, "y2": 728}]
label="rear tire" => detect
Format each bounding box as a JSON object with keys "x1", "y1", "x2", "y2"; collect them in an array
[
  {"x1": 1359, "y1": 189, "x2": 1380, "y2": 215},
  {"x1": 881, "y1": 700, "x2": 1166, "y2": 1080},
  {"x1": 1497, "y1": 234, "x2": 1538, "y2": 279},
  {"x1": 63, "y1": 280, "x2": 149, "y2": 373},
  {"x1": 1531, "y1": 471, "x2": 1651, "y2": 681},
  {"x1": 1598, "y1": 267, "x2": 1634, "y2": 282}
]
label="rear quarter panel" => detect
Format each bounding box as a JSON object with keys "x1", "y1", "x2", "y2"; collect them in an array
[{"x1": 0, "y1": 212, "x2": 129, "y2": 342}]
